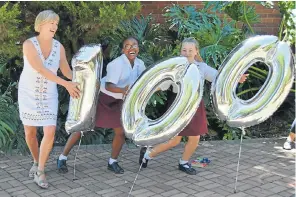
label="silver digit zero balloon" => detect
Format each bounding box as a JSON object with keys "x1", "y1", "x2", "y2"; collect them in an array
[
  {"x1": 122, "y1": 57, "x2": 204, "y2": 146},
  {"x1": 65, "y1": 44, "x2": 103, "y2": 134},
  {"x1": 211, "y1": 35, "x2": 294, "y2": 128}
]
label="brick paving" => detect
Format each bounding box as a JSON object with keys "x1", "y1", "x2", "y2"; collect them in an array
[{"x1": 0, "y1": 138, "x2": 295, "y2": 197}]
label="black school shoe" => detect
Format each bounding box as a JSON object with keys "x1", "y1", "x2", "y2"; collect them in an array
[
  {"x1": 57, "y1": 158, "x2": 68, "y2": 173},
  {"x1": 108, "y1": 162, "x2": 124, "y2": 174},
  {"x1": 178, "y1": 163, "x2": 197, "y2": 175},
  {"x1": 139, "y1": 147, "x2": 149, "y2": 168}
]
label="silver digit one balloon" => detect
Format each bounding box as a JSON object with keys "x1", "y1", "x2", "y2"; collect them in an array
[
  {"x1": 211, "y1": 35, "x2": 294, "y2": 128},
  {"x1": 122, "y1": 57, "x2": 204, "y2": 146},
  {"x1": 65, "y1": 44, "x2": 103, "y2": 134}
]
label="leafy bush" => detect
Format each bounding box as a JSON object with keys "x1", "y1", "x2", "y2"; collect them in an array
[{"x1": 0, "y1": 83, "x2": 28, "y2": 155}]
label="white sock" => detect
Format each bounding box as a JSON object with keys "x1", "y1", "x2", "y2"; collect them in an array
[
  {"x1": 109, "y1": 158, "x2": 117, "y2": 165},
  {"x1": 59, "y1": 154, "x2": 67, "y2": 160},
  {"x1": 144, "y1": 151, "x2": 152, "y2": 161},
  {"x1": 179, "y1": 159, "x2": 189, "y2": 168},
  {"x1": 287, "y1": 136, "x2": 293, "y2": 143}
]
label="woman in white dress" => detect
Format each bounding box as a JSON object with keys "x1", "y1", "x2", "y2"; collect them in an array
[{"x1": 18, "y1": 10, "x2": 80, "y2": 189}]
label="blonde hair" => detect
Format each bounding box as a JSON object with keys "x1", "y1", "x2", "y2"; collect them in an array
[
  {"x1": 34, "y1": 10, "x2": 59, "y2": 32},
  {"x1": 181, "y1": 37, "x2": 203, "y2": 62}
]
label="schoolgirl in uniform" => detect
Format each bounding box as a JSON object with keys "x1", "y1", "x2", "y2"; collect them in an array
[
  {"x1": 139, "y1": 37, "x2": 248, "y2": 175},
  {"x1": 57, "y1": 37, "x2": 146, "y2": 174}
]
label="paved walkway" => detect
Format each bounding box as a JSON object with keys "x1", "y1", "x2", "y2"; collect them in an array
[{"x1": 0, "y1": 138, "x2": 295, "y2": 197}]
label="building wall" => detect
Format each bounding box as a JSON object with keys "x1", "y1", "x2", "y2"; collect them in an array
[{"x1": 140, "y1": 1, "x2": 281, "y2": 35}]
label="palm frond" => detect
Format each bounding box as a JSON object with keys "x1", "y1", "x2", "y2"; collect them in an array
[{"x1": 193, "y1": 18, "x2": 242, "y2": 68}]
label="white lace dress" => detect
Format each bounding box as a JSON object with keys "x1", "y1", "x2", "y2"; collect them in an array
[{"x1": 18, "y1": 37, "x2": 60, "y2": 126}]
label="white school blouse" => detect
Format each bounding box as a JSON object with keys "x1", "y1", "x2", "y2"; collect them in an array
[
  {"x1": 100, "y1": 54, "x2": 146, "y2": 99},
  {"x1": 159, "y1": 61, "x2": 218, "y2": 93}
]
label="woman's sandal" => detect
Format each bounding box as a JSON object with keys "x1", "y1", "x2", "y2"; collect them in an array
[
  {"x1": 29, "y1": 162, "x2": 38, "y2": 178},
  {"x1": 34, "y1": 170, "x2": 49, "y2": 189}
]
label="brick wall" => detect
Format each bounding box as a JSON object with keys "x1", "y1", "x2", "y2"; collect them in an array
[{"x1": 140, "y1": 1, "x2": 281, "y2": 36}]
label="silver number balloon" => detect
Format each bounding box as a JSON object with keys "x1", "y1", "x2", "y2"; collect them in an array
[
  {"x1": 211, "y1": 35, "x2": 294, "y2": 128},
  {"x1": 122, "y1": 57, "x2": 204, "y2": 146},
  {"x1": 65, "y1": 44, "x2": 103, "y2": 134}
]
